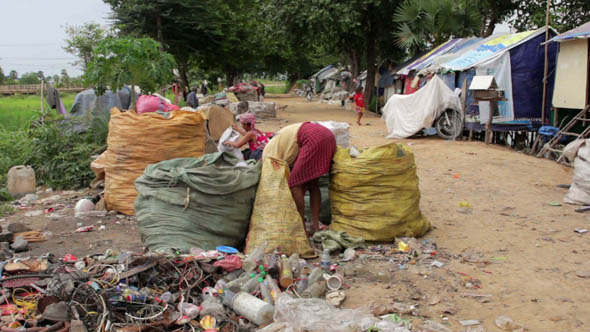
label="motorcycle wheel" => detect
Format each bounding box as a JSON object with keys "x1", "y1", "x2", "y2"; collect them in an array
[{"x1": 435, "y1": 109, "x2": 463, "y2": 140}]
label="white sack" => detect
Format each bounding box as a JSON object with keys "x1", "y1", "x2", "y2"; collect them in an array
[
  {"x1": 565, "y1": 139, "x2": 590, "y2": 205},
  {"x1": 314, "y1": 121, "x2": 350, "y2": 148},
  {"x1": 381, "y1": 75, "x2": 462, "y2": 139},
  {"x1": 217, "y1": 127, "x2": 244, "y2": 160}
]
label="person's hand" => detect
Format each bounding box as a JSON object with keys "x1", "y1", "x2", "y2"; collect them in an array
[
  {"x1": 223, "y1": 141, "x2": 235, "y2": 147},
  {"x1": 232, "y1": 124, "x2": 239, "y2": 131}
]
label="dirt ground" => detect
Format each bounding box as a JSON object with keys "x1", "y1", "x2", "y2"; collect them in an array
[{"x1": 4, "y1": 94, "x2": 588, "y2": 331}]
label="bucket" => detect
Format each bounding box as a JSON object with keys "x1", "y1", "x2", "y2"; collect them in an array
[
  {"x1": 231, "y1": 291, "x2": 274, "y2": 326},
  {"x1": 7, "y1": 165, "x2": 36, "y2": 198}
]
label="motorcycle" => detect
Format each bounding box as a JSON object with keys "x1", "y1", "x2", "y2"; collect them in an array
[{"x1": 434, "y1": 108, "x2": 463, "y2": 140}]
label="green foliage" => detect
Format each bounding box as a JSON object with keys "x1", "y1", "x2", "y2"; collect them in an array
[
  {"x1": 394, "y1": 0, "x2": 481, "y2": 53},
  {"x1": 9, "y1": 71, "x2": 17, "y2": 80},
  {"x1": 0, "y1": 66, "x2": 4, "y2": 84},
  {"x1": 0, "y1": 93, "x2": 76, "y2": 131},
  {"x1": 85, "y1": 37, "x2": 176, "y2": 107},
  {"x1": 512, "y1": 0, "x2": 590, "y2": 33},
  {"x1": 64, "y1": 22, "x2": 112, "y2": 71},
  {"x1": 28, "y1": 118, "x2": 105, "y2": 189},
  {"x1": 0, "y1": 203, "x2": 15, "y2": 216},
  {"x1": 19, "y1": 72, "x2": 41, "y2": 84},
  {"x1": 0, "y1": 127, "x2": 35, "y2": 186}
]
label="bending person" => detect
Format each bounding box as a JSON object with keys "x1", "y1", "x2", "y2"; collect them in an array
[
  {"x1": 223, "y1": 113, "x2": 268, "y2": 160},
  {"x1": 263, "y1": 122, "x2": 336, "y2": 234}
]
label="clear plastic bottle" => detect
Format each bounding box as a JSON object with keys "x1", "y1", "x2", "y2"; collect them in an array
[
  {"x1": 320, "y1": 249, "x2": 331, "y2": 271},
  {"x1": 279, "y1": 255, "x2": 293, "y2": 288}
]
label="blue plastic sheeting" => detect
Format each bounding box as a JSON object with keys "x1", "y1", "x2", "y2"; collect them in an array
[
  {"x1": 440, "y1": 73, "x2": 456, "y2": 90},
  {"x1": 378, "y1": 66, "x2": 395, "y2": 88},
  {"x1": 509, "y1": 32, "x2": 558, "y2": 122},
  {"x1": 549, "y1": 21, "x2": 590, "y2": 42}
]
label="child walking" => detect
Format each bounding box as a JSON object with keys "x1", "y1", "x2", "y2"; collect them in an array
[{"x1": 352, "y1": 86, "x2": 365, "y2": 125}]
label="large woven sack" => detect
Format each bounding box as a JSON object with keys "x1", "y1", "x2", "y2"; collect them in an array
[
  {"x1": 197, "y1": 105, "x2": 235, "y2": 141},
  {"x1": 245, "y1": 158, "x2": 315, "y2": 257},
  {"x1": 330, "y1": 143, "x2": 430, "y2": 241},
  {"x1": 135, "y1": 153, "x2": 260, "y2": 252},
  {"x1": 565, "y1": 139, "x2": 590, "y2": 205},
  {"x1": 104, "y1": 108, "x2": 206, "y2": 215}
]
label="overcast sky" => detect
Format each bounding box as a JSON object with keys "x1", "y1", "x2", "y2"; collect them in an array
[{"x1": 0, "y1": 0, "x2": 112, "y2": 77}]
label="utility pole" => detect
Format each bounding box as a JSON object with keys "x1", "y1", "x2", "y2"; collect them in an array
[{"x1": 541, "y1": 0, "x2": 551, "y2": 125}]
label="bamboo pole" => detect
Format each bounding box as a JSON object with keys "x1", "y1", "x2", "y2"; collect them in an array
[{"x1": 541, "y1": 0, "x2": 551, "y2": 125}]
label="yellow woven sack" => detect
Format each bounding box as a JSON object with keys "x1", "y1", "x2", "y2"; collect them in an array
[
  {"x1": 330, "y1": 143, "x2": 430, "y2": 241},
  {"x1": 104, "y1": 108, "x2": 206, "y2": 215},
  {"x1": 245, "y1": 158, "x2": 315, "y2": 257}
]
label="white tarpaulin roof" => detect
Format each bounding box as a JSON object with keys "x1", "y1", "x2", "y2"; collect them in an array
[{"x1": 381, "y1": 75, "x2": 462, "y2": 139}]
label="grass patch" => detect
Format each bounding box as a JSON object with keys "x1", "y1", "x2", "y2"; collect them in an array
[
  {"x1": 0, "y1": 94, "x2": 76, "y2": 131},
  {"x1": 0, "y1": 203, "x2": 15, "y2": 216},
  {"x1": 265, "y1": 83, "x2": 288, "y2": 94}
]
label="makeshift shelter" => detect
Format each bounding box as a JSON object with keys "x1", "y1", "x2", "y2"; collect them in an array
[
  {"x1": 384, "y1": 28, "x2": 558, "y2": 134},
  {"x1": 548, "y1": 21, "x2": 590, "y2": 127}
]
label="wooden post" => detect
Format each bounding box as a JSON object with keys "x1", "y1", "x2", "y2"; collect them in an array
[
  {"x1": 40, "y1": 80, "x2": 44, "y2": 115},
  {"x1": 553, "y1": 107, "x2": 559, "y2": 127},
  {"x1": 486, "y1": 100, "x2": 497, "y2": 144},
  {"x1": 541, "y1": 0, "x2": 551, "y2": 125}
]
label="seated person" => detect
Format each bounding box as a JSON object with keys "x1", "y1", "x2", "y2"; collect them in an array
[{"x1": 223, "y1": 113, "x2": 268, "y2": 160}]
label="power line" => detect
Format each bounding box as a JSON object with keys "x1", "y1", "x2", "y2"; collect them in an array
[{"x1": 0, "y1": 42, "x2": 62, "y2": 47}]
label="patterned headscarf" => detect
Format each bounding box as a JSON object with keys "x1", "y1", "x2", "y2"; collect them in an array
[{"x1": 239, "y1": 113, "x2": 256, "y2": 128}]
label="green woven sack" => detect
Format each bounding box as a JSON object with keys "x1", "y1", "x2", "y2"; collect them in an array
[{"x1": 135, "y1": 153, "x2": 261, "y2": 252}]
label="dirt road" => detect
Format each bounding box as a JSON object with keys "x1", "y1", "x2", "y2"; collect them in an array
[{"x1": 6, "y1": 94, "x2": 588, "y2": 331}]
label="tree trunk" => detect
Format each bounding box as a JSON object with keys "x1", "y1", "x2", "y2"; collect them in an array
[
  {"x1": 178, "y1": 62, "x2": 190, "y2": 91},
  {"x1": 226, "y1": 73, "x2": 236, "y2": 87},
  {"x1": 483, "y1": 13, "x2": 498, "y2": 37},
  {"x1": 364, "y1": 38, "x2": 377, "y2": 113},
  {"x1": 130, "y1": 84, "x2": 137, "y2": 110},
  {"x1": 156, "y1": 15, "x2": 165, "y2": 45},
  {"x1": 347, "y1": 48, "x2": 360, "y2": 78}
]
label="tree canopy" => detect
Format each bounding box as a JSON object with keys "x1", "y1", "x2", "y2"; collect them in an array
[
  {"x1": 512, "y1": 0, "x2": 590, "y2": 33},
  {"x1": 63, "y1": 22, "x2": 112, "y2": 71},
  {"x1": 85, "y1": 37, "x2": 176, "y2": 108}
]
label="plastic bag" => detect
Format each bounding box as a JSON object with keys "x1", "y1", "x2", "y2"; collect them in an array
[
  {"x1": 218, "y1": 127, "x2": 244, "y2": 160},
  {"x1": 136, "y1": 95, "x2": 180, "y2": 114},
  {"x1": 258, "y1": 294, "x2": 410, "y2": 332},
  {"x1": 213, "y1": 255, "x2": 243, "y2": 272}
]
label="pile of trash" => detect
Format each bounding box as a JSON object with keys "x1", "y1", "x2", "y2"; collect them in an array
[{"x1": 0, "y1": 242, "x2": 413, "y2": 332}]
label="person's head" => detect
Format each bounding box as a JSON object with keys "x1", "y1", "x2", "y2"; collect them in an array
[
  {"x1": 356, "y1": 86, "x2": 363, "y2": 94},
  {"x1": 239, "y1": 113, "x2": 256, "y2": 131},
  {"x1": 191, "y1": 86, "x2": 198, "y2": 93}
]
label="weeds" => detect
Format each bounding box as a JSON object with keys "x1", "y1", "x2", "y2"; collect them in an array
[{"x1": 0, "y1": 203, "x2": 15, "y2": 216}]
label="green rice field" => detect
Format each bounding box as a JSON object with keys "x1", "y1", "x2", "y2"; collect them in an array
[{"x1": 0, "y1": 94, "x2": 76, "y2": 131}]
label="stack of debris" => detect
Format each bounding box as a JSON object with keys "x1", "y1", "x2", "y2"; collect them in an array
[{"x1": 0, "y1": 239, "x2": 413, "y2": 331}]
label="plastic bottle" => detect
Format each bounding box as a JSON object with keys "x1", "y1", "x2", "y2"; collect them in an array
[
  {"x1": 243, "y1": 245, "x2": 266, "y2": 272},
  {"x1": 259, "y1": 280, "x2": 273, "y2": 304},
  {"x1": 288, "y1": 253, "x2": 301, "y2": 278},
  {"x1": 307, "y1": 267, "x2": 324, "y2": 285},
  {"x1": 241, "y1": 273, "x2": 261, "y2": 293},
  {"x1": 230, "y1": 291, "x2": 274, "y2": 326},
  {"x1": 265, "y1": 275, "x2": 281, "y2": 303},
  {"x1": 320, "y1": 249, "x2": 331, "y2": 271},
  {"x1": 301, "y1": 280, "x2": 327, "y2": 298},
  {"x1": 226, "y1": 273, "x2": 252, "y2": 292},
  {"x1": 266, "y1": 247, "x2": 280, "y2": 278},
  {"x1": 279, "y1": 255, "x2": 293, "y2": 288},
  {"x1": 295, "y1": 270, "x2": 309, "y2": 293}
]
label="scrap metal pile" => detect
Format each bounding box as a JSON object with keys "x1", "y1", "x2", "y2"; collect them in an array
[{"x1": 0, "y1": 240, "x2": 421, "y2": 332}]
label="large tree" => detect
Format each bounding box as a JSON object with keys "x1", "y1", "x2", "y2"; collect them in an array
[
  {"x1": 9, "y1": 70, "x2": 17, "y2": 80},
  {"x1": 394, "y1": 0, "x2": 481, "y2": 54},
  {"x1": 0, "y1": 66, "x2": 4, "y2": 84},
  {"x1": 265, "y1": 0, "x2": 405, "y2": 109},
  {"x1": 19, "y1": 72, "x2": 41, "y2": 84},
  {"x1": 512, "y1": 0, "x2": 590, "y2": 32},
  {"x1": 85, "y1": 37, "x2": 176, "y2": 108},
  {"x1": 63, "y1": 22, "x2": 112, "y2": 71},
  {"x1": 104, "y1": 0, "x2": 227, "y2": 89},
  {"x1": 476, "y1": 0, "x2": 519, "y2": 37}
]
